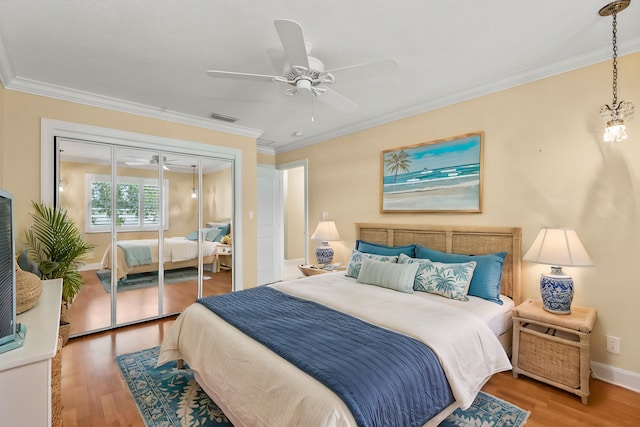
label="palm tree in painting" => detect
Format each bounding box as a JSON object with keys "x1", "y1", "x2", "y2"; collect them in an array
[{"x1": 384, "y1": 150, "x2": 412, "y2": 184}]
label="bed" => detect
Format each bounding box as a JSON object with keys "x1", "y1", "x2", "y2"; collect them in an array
[
  {"x1": 100, "y1": 237, "x2": 219, "y2": 280},
  {"x1": 100, "y1": 221, "x2": 231, "y2": 280},
  {"x1": 157, "y1": 223, "x2": 522, "y2": 427}
]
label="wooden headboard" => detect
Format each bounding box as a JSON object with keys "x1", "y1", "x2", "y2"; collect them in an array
[{"x1": 355, "y1": 223, "x2": 523, "y2": 304}]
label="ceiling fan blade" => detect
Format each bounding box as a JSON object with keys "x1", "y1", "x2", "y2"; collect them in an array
[
  {"x1": 325, "y1": 58, "x2": 398, "y2": 81},
  {"x1": 206, "y1": 70, "x2": 279, "y2": 82},
  {"x1": 274, "y1": 19, "x2": 310, "y2": 69},
  {"x1": 124, "y1": 161, "x2": 150, "y2": 166},
  {"x1": 318, "y1": 88, "x2": 358, "y2": 113}
]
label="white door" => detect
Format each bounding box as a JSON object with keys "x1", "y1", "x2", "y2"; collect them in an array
[{"x1": 256, "y1": 166, "x2": 283, "y2": 285}]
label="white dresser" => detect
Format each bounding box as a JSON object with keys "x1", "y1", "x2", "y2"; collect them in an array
[{"x1": 0, "y1": 279, "x2": 62, "y2": 427}]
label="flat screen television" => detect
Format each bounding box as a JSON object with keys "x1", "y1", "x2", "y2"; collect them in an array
[{"x1": 0, "y1": 189, "x2": 25, "y2": 354}]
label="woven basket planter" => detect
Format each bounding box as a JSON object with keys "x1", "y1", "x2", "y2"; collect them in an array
[
  {"x1": 15, "y1": 263, "x2": 43, "y2": 314},
  {"x1": 51, "y1": 335, "x2": 63, "y2": 427},
  {"x1": 59, "y1": 321, "x2": 71, "y2": 346}
]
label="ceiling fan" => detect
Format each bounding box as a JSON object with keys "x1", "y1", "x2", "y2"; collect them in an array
[
  {"x1": 124, "y1": 154, "x2": 178, "y2": 170},
  {"x1": 206, "y1": 19, "x2": 398, "y2": 114}
]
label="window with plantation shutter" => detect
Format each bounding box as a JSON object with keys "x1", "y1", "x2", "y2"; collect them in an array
[{"x1": 85, "y1": 174, "x2": 168, "y2": 233}]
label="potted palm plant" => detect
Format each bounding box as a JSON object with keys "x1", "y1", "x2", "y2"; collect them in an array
[{"x1": 25, "y1": 201, "x2": 94, "y2": 343}]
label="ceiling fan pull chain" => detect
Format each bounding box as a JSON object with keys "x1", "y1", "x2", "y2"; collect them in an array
[{"x1": 311, "y1": 93, "x2": 315, "y2": 122}]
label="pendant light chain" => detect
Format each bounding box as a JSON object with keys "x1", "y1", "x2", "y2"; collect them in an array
[
  {"x1": 611, "y1": 11, "x2": 618, "y2": 107},
  {"x1": 598, "y1": 0, "x2": 633, "y2": 143}
]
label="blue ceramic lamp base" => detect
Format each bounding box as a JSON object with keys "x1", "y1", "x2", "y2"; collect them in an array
[
  {"x1": 315, "y1": 242, "x2": 334, "y2": 265},
  {"x1": 540, "y1": 267, "x2": 574, "y2": 315}
]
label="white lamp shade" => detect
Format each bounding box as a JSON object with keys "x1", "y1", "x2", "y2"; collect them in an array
[
  {"x1": 311, "y1": 221, "x2": 341, "y2": 242},
  {"x1": 523, "y1": 228, "x2": 593, "y2": 267}
]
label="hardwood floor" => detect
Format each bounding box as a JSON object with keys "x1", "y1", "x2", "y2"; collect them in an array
[{"x1": 60, "y1": 317, "x2": 640, "y2": 426}]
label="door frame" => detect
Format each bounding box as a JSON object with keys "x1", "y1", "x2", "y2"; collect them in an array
[{"x1": 277, "y1": 159, "x2": 309, "y2": 267}]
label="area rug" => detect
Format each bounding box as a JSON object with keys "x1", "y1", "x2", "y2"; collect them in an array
[
  {"x1": 117, "y1": 346, "x2": 530, "y2": 427},
  {"x1": 98, "y1": 267, "x2": 211, "y2": 293}
]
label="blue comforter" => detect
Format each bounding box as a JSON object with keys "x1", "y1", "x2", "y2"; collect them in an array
[
  {"x1": 117, "y1": 241, "x2": 152, "y2": 267},
  {"x1": 197, "y1": 286, "x2": 454, "y2": 427}
]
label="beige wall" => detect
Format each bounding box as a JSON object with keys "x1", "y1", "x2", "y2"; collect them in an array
[
  {"x1": 205, "y1": 166, "x2": 233, "y2": 223},
  {"x1": 0, "y1": 88, "x2": 258, "y2": 287},
  {"x1": 257, "y1": 151, "x2": 275, "y2": 166},
  {"x1": 277, "y1": 53, "x2": 640, "y2": 375}
]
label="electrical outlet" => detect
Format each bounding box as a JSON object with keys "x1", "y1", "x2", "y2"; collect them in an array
[{"x1": 606, "y1": 335, "x2": 621, "y2": 354}]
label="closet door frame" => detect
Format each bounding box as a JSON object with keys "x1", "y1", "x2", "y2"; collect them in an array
[{"x1": 40, "y1": 118, "x2": 244, "y2": 290}]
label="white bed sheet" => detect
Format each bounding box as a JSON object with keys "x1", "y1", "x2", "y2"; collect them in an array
[
  {"x1": 410, "y1": 290, "x2": 515, "y2": 337},
  {"x1": 158, "y1": 272, "x2": 512, "y2": 427}
]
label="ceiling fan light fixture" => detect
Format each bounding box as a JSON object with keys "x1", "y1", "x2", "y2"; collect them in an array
[
  {"x1": 296, "y1": 79, "x2": 312, "y2": 92},
  {"x1": 599, "y1": 0, "x2": 634, "y2": 142}
]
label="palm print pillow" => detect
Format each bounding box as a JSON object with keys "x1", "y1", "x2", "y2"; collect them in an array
[{"x1": 398, "y1": 253, "x2": 476, "y2": 301}]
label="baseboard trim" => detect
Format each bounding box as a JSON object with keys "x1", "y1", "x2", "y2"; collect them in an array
[{"x1": 591, "y1": 361, "x2": 640, "y2": 393}]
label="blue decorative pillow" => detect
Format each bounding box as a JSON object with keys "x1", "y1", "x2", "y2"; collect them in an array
[
  {"x1": 356, "y1": 240, "x2": 416, "y2": 257},
  {"x1": 415, "y1": 245, "x2": 507, "y2": 304},
  {"x1": 204, "y1": 227, "x2": 223, "y2": 242},
  {"x1": 345, "y1": 250, "x2": 399, "y2": 279},
  {"x1": 356, "y1": 257, "x2": 418, "y2": 293},
  {"x1": 186, "y1": 227, "x2": 222, "y2": 242},
  {"x1": 398, "y1": 253, "x2": 476, "y2": 301},
  {"x1": 206, "y1": 222, "x2": 231, "y2": 237}
]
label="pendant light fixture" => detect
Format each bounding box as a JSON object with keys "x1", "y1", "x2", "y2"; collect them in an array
[
  {"x1": 191, "y1": 165, "x2": 197, "y2": 199},
  {"x1": 599, "y1": 0, "x2": 635, "y2": 142}
]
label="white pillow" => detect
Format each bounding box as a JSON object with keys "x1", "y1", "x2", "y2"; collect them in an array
[
  {"x1": 356, "y1": 257, "x2": 418, "y2": 293},
  {"x1": 398, "y1": 253, "x2": 476, "y2": 301}
]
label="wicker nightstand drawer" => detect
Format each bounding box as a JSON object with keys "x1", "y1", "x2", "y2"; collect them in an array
[{"x1": 518, "y1": 324, "x2": 580, "y2": 388}]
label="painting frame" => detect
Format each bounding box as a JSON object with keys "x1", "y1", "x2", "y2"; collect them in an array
[{"x1": 380, "y1": 131, "x2": 483, "y2": 213}]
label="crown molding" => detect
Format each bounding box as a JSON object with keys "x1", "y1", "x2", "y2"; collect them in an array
[{"x1": 2, "y1": 75, "x2": 263, "y2": 140}]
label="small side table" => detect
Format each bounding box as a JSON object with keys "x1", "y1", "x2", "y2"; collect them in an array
[
  {"x1": 511, "y1": 299, "x2": 596, "y2": 404},
  {"x1": 215, "y1": 244, "x2": 232, "y2": 272},
  {"x1": 298, "y1": 264, "x2": 345, "y2": 277}
]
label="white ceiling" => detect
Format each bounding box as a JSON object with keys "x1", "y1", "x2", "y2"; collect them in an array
[{"x1": 0, "y1": 1, "x2": 639, "y2": 154}]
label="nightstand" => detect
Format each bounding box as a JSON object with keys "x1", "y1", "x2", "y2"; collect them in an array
[
  {"x1": 297, "y1": 264, "x2": 345, "y2": 277},
  {"x1": 511, "y1": 299, "x2": 596, "y2": 404},
  {"x1": 215, "y1": 244, "x2": 232, "y2": 272}
]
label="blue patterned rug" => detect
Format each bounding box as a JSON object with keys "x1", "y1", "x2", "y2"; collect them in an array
[
  {"x1": 116, "y1": 346, "x2": 530, "y2": 427},
  {"x1": 97, "y1": 267, "x2": 210, "y2": 293}
]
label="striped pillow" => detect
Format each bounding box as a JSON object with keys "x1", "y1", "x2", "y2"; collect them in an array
[
  {"x1": 356, "y1": 257, "x2": 419, "y2": 293},
  {"x1": 346, "y1": 250, "x2": 399, "y2": 279}
]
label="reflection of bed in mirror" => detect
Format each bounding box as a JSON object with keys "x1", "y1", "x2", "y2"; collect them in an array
[
  {"x1": 101, "y1": 222, "x2": 231, "y2": 280},
  {"x1": 158, "y1": 223, "x2": 522, "y2": 427}
]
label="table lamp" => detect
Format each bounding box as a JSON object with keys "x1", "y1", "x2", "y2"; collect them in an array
[
  {"x1": 523, "y1": 228, "x2": 593, "y2": 314},
  {"x1": 310, "y1": 213, "x2": 341, "y2": 265}
]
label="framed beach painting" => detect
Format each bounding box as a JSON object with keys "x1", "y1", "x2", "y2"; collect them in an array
[{"x1": 381, "y1": 131, "x2": 483, "y2": 213}]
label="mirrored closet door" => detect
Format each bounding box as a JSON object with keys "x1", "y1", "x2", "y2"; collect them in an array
[{"x1": 57, "y1": 138, "x2": 234, "y2": 337}]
